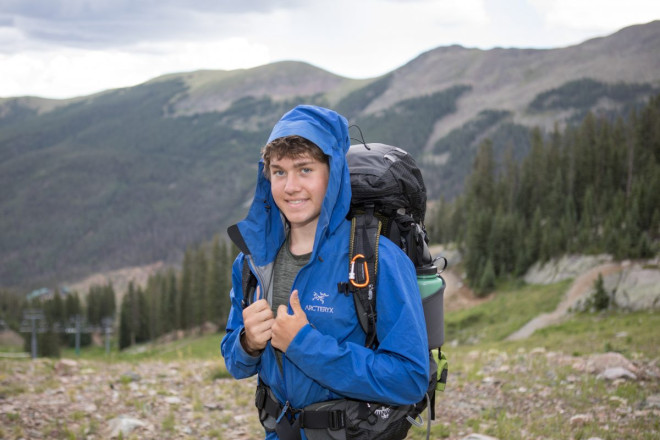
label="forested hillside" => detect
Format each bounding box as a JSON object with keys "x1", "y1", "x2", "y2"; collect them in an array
[
  {"x1": 1, "y1": 21, "x2": 659, "y2": 289},
  {"x1": 428, "y1": 95, "x2": 660, "y2": 293}
]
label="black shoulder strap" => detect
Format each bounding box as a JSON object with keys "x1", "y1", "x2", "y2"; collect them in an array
[
  {"x1": 228, "y1": 224, "x2": 258, "y2": 309},
  {"x1": 348, "y1": 210, "x2": 381, "y2": 348},
  {"x1": 241, "y1": 258, "x2": 258, "y2": 309}
]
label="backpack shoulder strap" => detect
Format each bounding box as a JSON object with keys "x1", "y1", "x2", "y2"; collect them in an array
[
  {"x1": 347, "y1": 209, "x2": 381, "y2": 348},
  {"x1": 241, "y1": 258, "x2": 258, "y2": 309},
  {"x1": 228, "y1": 223, "x2": 258, "y2": 310}
]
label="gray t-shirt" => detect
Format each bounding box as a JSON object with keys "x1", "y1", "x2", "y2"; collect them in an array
[{"x1": 271, "y1": 236, "x2": 310, "y2": 367}]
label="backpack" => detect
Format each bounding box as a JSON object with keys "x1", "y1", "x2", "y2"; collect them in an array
[
  {"x1": 233, "y1": 143, "x2": 448, "y2": 440},
  {"x1": 337, "y1": 143, "x2": 448, "y2": 437}
]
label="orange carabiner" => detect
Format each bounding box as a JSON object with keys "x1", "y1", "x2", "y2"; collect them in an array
[{"x1": 349, "y1": 254, "x2": 369, "y2": 288}]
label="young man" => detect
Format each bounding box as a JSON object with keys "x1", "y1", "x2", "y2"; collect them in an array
[{"x1": 221, "y1": 105, "x2": 429, "y2": 439}]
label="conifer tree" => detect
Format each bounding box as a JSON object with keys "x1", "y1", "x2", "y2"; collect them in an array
[
  {"x1": 50, "y1": 289, "x2": 64, "y2": 327},
  {"x1": 478, "y1": 258, "x2": 496, "y2": 294},
  {"x1": 118, "y1": 290, "x2": 133, "y2": 349},
  {"x1": 193, "y1": 245, "x2": 208, "y2": 327},
  {"x1": 86, "y1": 286, "x2": 99, "y2": 325},
  {"x1": 218, "y1": 239, "x2": 232, "y2": 327},
  {"x1": 206, "y1": 235, "x2": 223, "y2": 327},
  {"x1": 179, "y1": 248, "x2": 194, "y2": 330},
  {"x1": 145, "y1": 275, "x2": 161, "y2": 340},
  {"x1": 166, "y1": 269, "x2": 180, "y2": 331},
  {"x1": 136, "y1": 286, "x2": 150, "y2": 343},
  {"x1": 102, "y1": 282, "x2": 116, "y2": 321}
]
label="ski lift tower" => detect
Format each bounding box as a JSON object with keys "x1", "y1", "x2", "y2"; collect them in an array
[
  {"x1": 101, "y1": 317, "x2": 114, "y2": 355},
  {"x1": 64, "y1": 315, "x2": 93, "y2": 356},
  {"x1": 19, "y1": 309, "x2": 47, "y2": 359}
]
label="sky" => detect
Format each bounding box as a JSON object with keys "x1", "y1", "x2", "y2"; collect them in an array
[{"x1": 1, "y1": 0, "x2": 659, "y2": 100}]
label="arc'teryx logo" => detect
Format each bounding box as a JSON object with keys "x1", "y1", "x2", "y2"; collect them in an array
[
  {"x1": 366, "y1": 403, "x2": 392, "y2": 420},
  {"x1": 305, "y1": 291, "x2": 333, "y2": 314},
  {"x1": 374, "y1": 406, "x2": 392, "y2": 420},
  {"x1": 312, "y1": 291, "x2": 329, "y2": 304}
]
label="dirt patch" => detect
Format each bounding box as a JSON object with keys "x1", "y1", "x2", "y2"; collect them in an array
[
  {"x1": 442, "y1": 269, "x2": 492, "y2": 312},
  {"x1": 507, "y1": 263, "x2": 623, "y2": 340},
  {"x1": 430, "y1": 245, "x2": 492, "y2": 312}
]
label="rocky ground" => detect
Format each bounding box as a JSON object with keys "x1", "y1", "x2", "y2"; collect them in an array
[
  {"x1": 0, "y1": 357, "x2": 262, "y2": 439},
  {"x1": 1, "y1": 348, "x2": 658, "y2": 439}
]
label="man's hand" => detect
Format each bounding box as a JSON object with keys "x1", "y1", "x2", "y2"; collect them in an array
[
  {"x1": 271, "y1": 290, "x2": 309, "y2": 353},
  {"x1": 241, "y1": 286, "x2": 274, "y2": 356}
]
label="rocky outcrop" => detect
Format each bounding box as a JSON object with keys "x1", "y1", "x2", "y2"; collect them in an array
[
  {"x1": 523, "y1": 254, "x2": 613, "y2": 285},
  {"x1": 523, "y1": 255, "x2": 660, "y2": 311}
]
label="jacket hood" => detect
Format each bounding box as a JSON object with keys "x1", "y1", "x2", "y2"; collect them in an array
[{"x1": 235, "y1": 105, "x2": 351, "y2": 265}]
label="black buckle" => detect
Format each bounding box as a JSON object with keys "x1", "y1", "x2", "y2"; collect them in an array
[{"x1": 328, "y1": 410, "x2": 345, "y2": 430}]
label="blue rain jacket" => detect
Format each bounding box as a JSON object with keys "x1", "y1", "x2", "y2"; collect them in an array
[{"x1": 221, "y1": 105, "x2": 429, "y2": 439}]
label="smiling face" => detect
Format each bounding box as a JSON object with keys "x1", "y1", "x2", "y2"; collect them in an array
[{"x1": 269, "y1": 151, "x2": 330, "y2": 236}]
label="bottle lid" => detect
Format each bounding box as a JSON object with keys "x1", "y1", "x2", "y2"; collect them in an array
[{"x1": 416, "y1": 264, "x2": 438, "y2": 276}]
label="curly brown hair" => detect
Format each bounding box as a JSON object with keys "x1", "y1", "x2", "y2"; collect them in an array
[{"x1": 261, "y1": 135, "x2": 329, "y2": 179}]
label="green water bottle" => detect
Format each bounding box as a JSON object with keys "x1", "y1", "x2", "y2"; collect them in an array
[{"x1": 417, "y1": 259, "x2": 446, "y2": 349}]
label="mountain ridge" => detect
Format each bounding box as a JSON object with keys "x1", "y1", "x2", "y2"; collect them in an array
[{"x1": 1, "y1": 21, "x2": 659, "y2": 289}]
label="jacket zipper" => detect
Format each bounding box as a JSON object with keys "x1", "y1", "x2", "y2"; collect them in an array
[{"x1": 246, "y1": 255, "x2": 290, "y2": 405}]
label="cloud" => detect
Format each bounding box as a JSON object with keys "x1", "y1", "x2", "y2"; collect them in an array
[
  {"x1": 0, "y1": 0, "x2": 305, "y2": 50},
  {"x1": 529, "y1": 0, "x2": 660, "y2": 31},
  {"x1": 0, "y1": 38, "x2": 271, "y2": 98},
  {"x1": 0, "y1": 0, "x2": 657, "y2": 98}
]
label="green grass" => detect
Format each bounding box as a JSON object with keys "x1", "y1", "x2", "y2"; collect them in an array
[
  {"x1": 445, "y1": 279, "x2": 571, "y2": 344},
  {"x1": 523, "y1": 310, "x2": 660, "y2": 359},
  {"x1": 58, "y1": 332, "x2": 225, "y2": 362}
]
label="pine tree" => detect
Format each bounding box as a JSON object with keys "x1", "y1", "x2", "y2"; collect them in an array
[
  {"x1": 102, "y1": 283, "x2": 116, "y2": 321},
  {"x1": 478, "y1": 258, "x2": 496, "y2": 295},
  {"x1": 145, "y1": 275, "x2": 161, "y2": 340},
  {"x1": 126, "y1": 282, "x2": 138, "y2": 346},
  {"x1": 206, "y1": 236, "x2": 222, "y2": 327},
  {"x1": 218, "y1": 239, "x2": 232, "y2": 327},
  {"x1": 193, "y1": 246, "x2": 208, "y2": 328},
  {"x1": 179, "y1": 248, "x2": 194, "y2": 330},
  {"x1": 166, "y1": 269, "x2": 180, "y2": 331},
  {"x1": 86, "y1": 285, "x2": 100, "y2": 326},
  {"x1": 136, "y1": 286, "x2": 150, "y2": 343},
  {"x1": 118, "y1": 290, "x2": 133, "y2": 350}
]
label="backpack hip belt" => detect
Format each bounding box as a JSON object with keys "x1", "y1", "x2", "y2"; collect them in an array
[
  {"x1": 254, "y1": 382, "x2": 346, "y2": 439},
  {"x1": 254, "y1": 382, "x2": 420, "y2": 440}
]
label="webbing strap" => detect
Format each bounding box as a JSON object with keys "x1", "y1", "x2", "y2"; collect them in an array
[
  {"x1": 349, "y1": 212, "x2": 381, "y2": 348},
  {"x1": 257, "y1": 384, "x2": 346, "y2": 435},
  {"x1": 241, "y1": 258, "x2": 258, "y2": 308},
  {"x1": 300, "y1": 409, "x2": 346, "y2": 430}
]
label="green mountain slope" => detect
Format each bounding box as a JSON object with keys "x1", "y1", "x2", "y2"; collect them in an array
[{"x1": 0, "y1": 78, "x2": 327, "y2": 287}]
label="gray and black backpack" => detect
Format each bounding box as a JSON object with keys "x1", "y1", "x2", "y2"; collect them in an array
[{"x1": 336, "y1": 142, "x2": 448, "y2": 439}]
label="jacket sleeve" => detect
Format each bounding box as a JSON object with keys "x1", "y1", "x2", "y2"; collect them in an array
[
  {"x1": 284, "y1": 241, "x2": 430, "y2": 405},
  {"x1": 220, "y1": 253, "x2": 261, "y2": 379}
]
